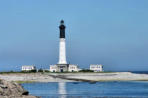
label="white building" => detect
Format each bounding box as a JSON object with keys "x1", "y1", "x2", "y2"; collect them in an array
[
  {"x1": 21, "y1": 65, "x2": 36, "y2": 71},
  {"x1": 90, "y1": 64, "x2": 103, "y2": 72},
  {"x1": 50, "y1": 65, "x2": 58, "y2": 72},
  {"x1": 50, "y1": 64, "x2": 79, "y2": 72},
  {"x1": 68, "y1": 64, "x2": 79, "y2": 72}
]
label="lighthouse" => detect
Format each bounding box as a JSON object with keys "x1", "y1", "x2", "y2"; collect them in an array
[
  {"x1": 58, "y1": 20, "x2": 67, "y2": 64},
  {"x1": 49, "y1": 20, "x2": 79, "y2": 72}
]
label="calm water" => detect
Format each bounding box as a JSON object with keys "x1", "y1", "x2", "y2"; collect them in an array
[{"x1": 21, "y1": 81, "x2": 148, "y2": 98}]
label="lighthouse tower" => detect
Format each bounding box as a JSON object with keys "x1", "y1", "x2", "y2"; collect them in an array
[
  {"x1": 58, "y1": 20, "x2": 67, "y2": 64},
  {"x1": 49, "y1": 20, "x2": 79, "y2": 72}
]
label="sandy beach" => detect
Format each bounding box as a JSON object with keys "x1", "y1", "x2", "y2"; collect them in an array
[{"x1": 0, "y1": 72, "x2": 148, "y2": 83}]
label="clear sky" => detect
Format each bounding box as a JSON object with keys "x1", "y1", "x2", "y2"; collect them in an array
[{"x1": 0, "y1": 0, "x2": 148, "y2": 71}]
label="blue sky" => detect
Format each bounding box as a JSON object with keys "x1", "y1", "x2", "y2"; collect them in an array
[{"x1": 0, "y1": 0, "x2": 148, "y2": 71}]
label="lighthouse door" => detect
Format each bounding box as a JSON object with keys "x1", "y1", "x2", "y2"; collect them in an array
[{"x1": 60, "y1": 69, "x2": 63, "y2": 72}]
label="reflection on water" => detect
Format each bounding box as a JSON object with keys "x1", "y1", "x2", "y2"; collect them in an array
[
  {"x1": 58, "y1": 82, "x2": 67, "y2": 98},
  {"x1": 21, "y1": 81, "x2": 148, "y2": 98}
]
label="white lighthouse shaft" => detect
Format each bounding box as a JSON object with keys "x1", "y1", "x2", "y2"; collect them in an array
[{"x1": 58, "y1": 38, "x2": 67, "y2": 64}]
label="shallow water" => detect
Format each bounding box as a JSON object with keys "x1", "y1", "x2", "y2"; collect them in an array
[{"x1": 21, "y1": 81, "x2": 148, "y2": 98}]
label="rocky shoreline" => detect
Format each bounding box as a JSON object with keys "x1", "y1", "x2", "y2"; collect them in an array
[{"x1": 0, "y1": 79, "x2": 38, "y2": 98}]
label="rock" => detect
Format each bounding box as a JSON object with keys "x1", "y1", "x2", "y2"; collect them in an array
[
  {"x1": 0, "y1": 79, "x2": 38, "y2": 98},
  {"x1": 22, "y1": 90, "x2": 29, "y2": 95}
]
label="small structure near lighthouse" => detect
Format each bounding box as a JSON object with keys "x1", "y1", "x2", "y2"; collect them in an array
[
  {"x1": 90, "y1": 64, "x2": 103, "y2": 72},
  {"x1": 50, "y1": 20, "x2": 79, "y2": 72}
]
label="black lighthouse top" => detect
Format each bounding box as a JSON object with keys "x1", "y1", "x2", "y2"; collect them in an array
[{"x1": 59, "y1": 20, "x2": 66, "y2": 38}]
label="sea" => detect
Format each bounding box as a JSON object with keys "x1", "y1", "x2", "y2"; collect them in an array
[{"x1": 21, "y1": 81, "x2": 148, "y2": 98}]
